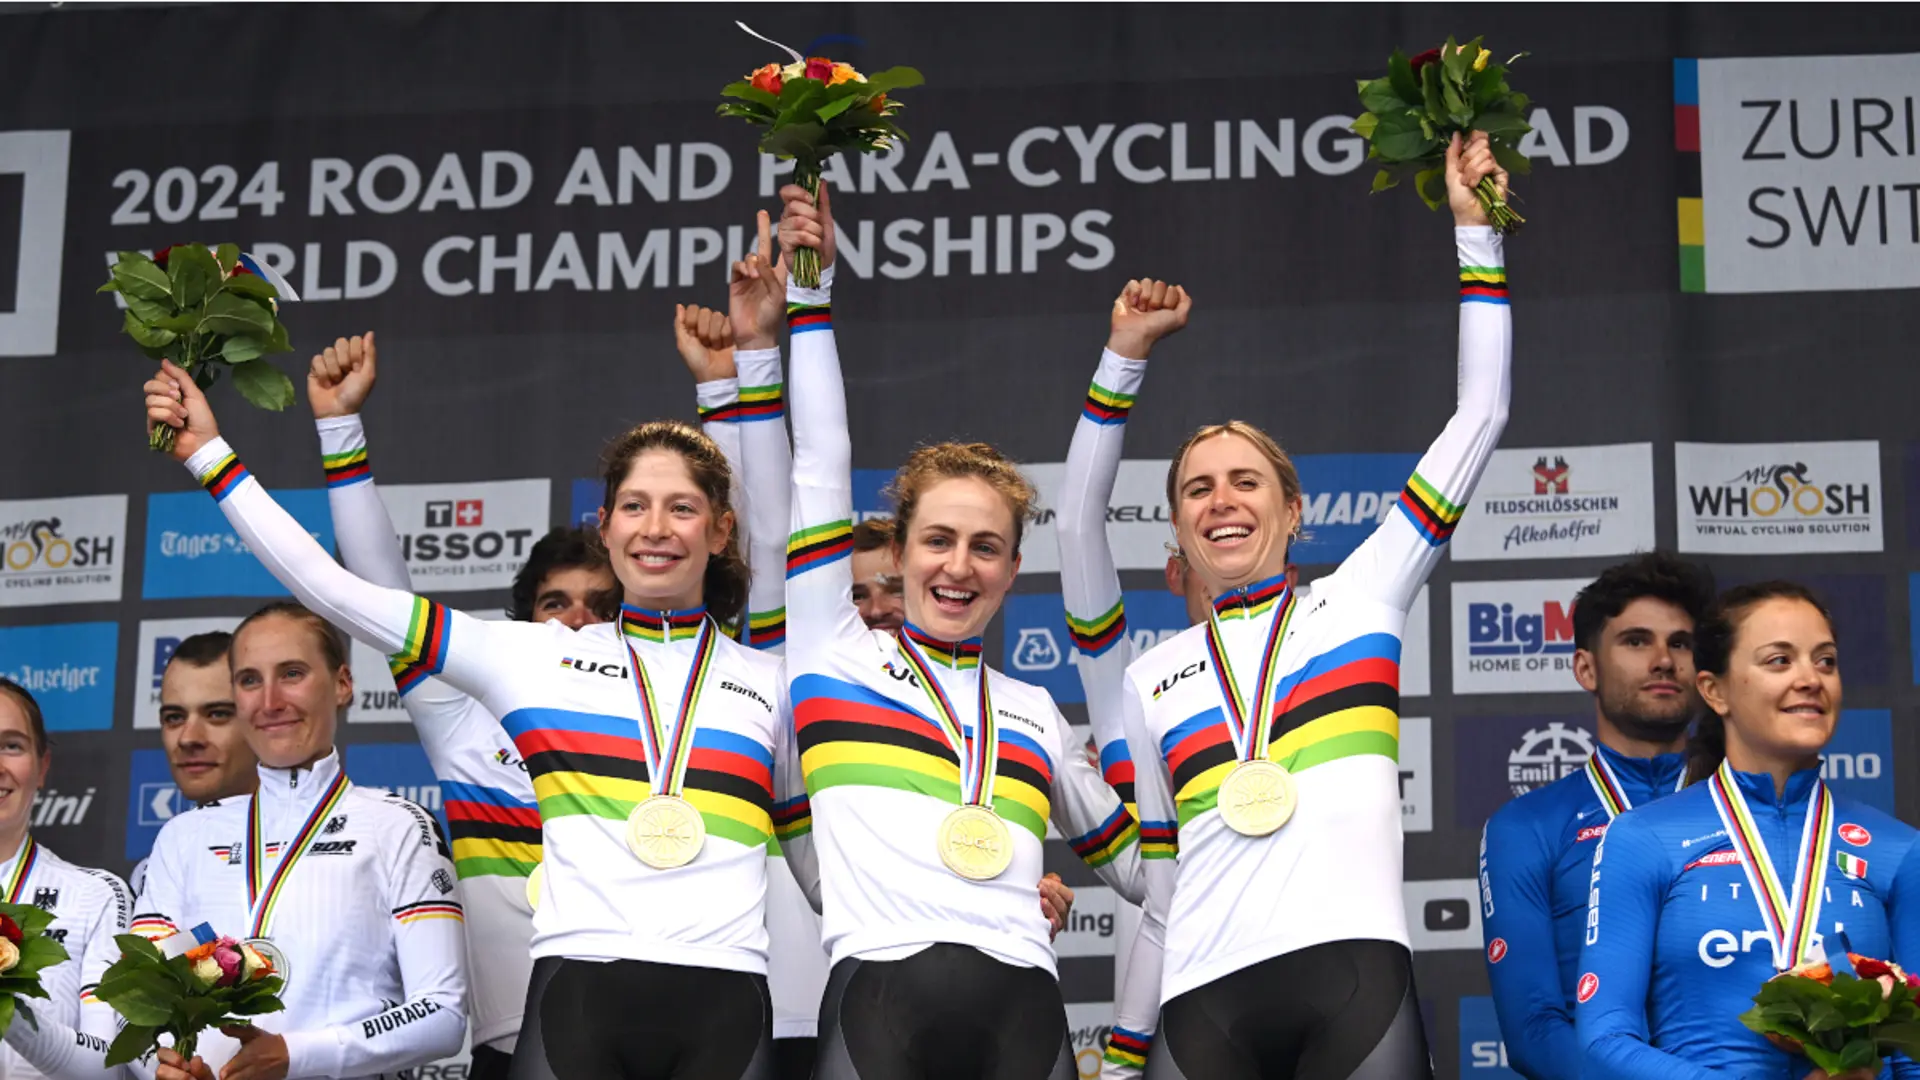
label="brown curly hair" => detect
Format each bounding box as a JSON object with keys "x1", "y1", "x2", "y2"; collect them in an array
[
  {"x1": 599, "y1": 421, "x2": 749, "y2": 628},
  {"x1": 884, "y1": 442, "x2": 1038, "y2": 554}
]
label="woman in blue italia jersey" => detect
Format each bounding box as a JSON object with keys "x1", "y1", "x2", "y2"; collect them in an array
[{"x1": 1576, "y1": 581, "x2": 1920, "y2": 1080}]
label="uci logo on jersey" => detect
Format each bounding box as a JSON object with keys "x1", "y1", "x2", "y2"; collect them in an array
[
  {"x1": 882, "y1": 661, "x2": 923, "y2": 690},
  {"x1": 1151, "y1": 660, "x2": 1208, "y2": 700},
  {"x1": 559, "y1": 658, "x2": 628, "y2": 679}
]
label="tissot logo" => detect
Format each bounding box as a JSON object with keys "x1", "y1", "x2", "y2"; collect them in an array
[
  {"x1": 425, "y1": 499, "x2": 485, "y2": 528},
  {"x1": 381, "y1": 480, "x2": 549, "y2": 592}
]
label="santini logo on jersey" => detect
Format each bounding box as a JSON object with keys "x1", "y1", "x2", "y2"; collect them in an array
[
  {"x1": 995, "y1": 708, "x2": 1046, "y2": 735},
  {"x1": 721, "y1": 679, "x2": 772, "y2": 712},
  {"x1": 559, "y1": 658, "x2": 628, "y2": 679}
]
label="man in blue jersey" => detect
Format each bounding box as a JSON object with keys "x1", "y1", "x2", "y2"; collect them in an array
[{"x1": 1479, "y1": 551, "x2": 1716, "y2": 1078}]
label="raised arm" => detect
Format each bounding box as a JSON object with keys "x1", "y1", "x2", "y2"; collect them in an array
[
  {"x1": 676, "y1": 301, "x2": 747, "y2": 630},
  {"x1": 1108, "y1": 674, "x2": 1175, "y2": 1078},
  {"x1": 725, "y1": 210, "x2": 796, "y2": 653},
  {"x1": 1330, "y1": 132, "x2": 1513, "y2": 611},
  {"x1": 1480, "y1": 807, "x2": 1580, "y2": 1079},
  {"x1": 309, "y1": 332, "x2": 411, "y2": 593},
  {"x1": 778, "y1": 182, "x2": 867, "y2": 658}
]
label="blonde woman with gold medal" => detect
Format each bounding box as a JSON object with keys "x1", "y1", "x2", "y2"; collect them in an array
[
  {"x1": 777, "y1": 184, "x2": 1147, "y2": 1080},
  {"x1": 1115, "y1": 133, "x2": 1514, "y2": 1078}
]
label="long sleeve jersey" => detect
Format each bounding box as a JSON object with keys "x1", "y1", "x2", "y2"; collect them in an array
[
  {"x1": 134, "y1": 752, "x2": 467, "y2": 1079},
  {"x1": 177, "y1": 438, "x2": 813, "y2": 978},
  {"x1": 1479, "y1": 743, "x2": 1687, "y2": 1080},
  {"x1": 783, "y1": 267, "x2": 1143, "y2": 974},
  {"x1": 0, "y1": 841, "x2": 134, "y2": 1080},
  {"x1": 1577, "y1": 768, "x2": 1920, "y2": 1079},
  {"x1": 1054, "y1": 345, "x2": 1163, "y2": 1077},
  {"x1": 1119, "y1": 226, "x2": 1511, "y2": 1008}
]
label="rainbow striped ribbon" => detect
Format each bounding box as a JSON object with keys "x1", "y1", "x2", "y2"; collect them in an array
[
  {"x1": 625, "y1": 617, "x2": 719, "y2": 798},
  {"x1": 894, "y1": 630, "x2": 997, "y2": 809},
  {"x1": 246, "y1": 770, "x2": 352, "y2": 937},
  {"x1": 1584, "y1": 752, "x2": 1686, "y2": 821},
  {"x1": 1706, "y1": 760, "x2": 1834, "y2": 971},
  {"x1": 4, "y1": 837, "x2": 38, "y2": 902},
  {"x1": 1203, "y1": 584, "x2": 1298, "y2": 765}
]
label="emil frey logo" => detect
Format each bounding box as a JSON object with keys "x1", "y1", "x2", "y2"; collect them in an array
[{"x1": 1507, "y1": 722, "x2": 1595, "y2": 798}]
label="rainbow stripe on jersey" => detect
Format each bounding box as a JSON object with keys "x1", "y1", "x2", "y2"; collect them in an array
[
  {"x1": 389, "y1": 597, "x2": 452, "y2": 694},
  {"x1": 620, "y1": 604, "x2": 707, "y2": 645},
  {"x1": 1066, "y1": 599, "x2": 1127, "y2": 659},
  {"x1": 1394, "y1": 473, "x2": 1465, "y2": 548},
  {"x1": 1461, "y1": 265, "x2": 1508, "y2": 304},
  {"x1": 442, "y1": 780, "x2": 541, "y2": 880},
  {"x1": 787, "y1": 303, "x2": 831, "y2": 335},
  {"x1": 197, "y1": 453, "x2": 251, "y2": 502},
  {"x1": 788, "y1": 520, "x2": 853, "y2": 578},
  {"x1": 322, "y1": 446, "x2": 371, "y2": 488},
  {"x1": 1083, "y1": 379, "x2": 1136, "y2": 425}
]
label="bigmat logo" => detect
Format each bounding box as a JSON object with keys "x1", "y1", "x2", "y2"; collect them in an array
[
  {"x1": 1675, "y1": 441, "x2": 1882, "y2": 554},
  {"x1": 380, "y1": 480, "x2": 549, "y2": 592},
  {"x1": 0, "y1": 495, "x2": 127, "y2": 608},
  {"x1": 1450, "y1": 444, "x2": 1655, "y2": 562},
  {"x1": 132, "y1": 617, "x2": 240, "y2": 729},
  {"x1": 143, "y1": 488, "x2": 335, "y2": 599},
  {"x1": 0, "y1": 130, "x2": 71, "y2": 357},
  {"x1": 1450, "y1": 579, "x2": 1588, "y2": 695},
  {"x1": 0, "y1": 622, "x2": 116, "y2": 731}
]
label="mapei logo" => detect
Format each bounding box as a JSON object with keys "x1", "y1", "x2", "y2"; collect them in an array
[
  {"x1": 1010, "y1": 628, "x2": 1062, "y2": 673},
  {"x1": 0, "y1": 131, "x2": 71, "y2": 358},
  {"x1": 1506, "y1": 722, "x2": 1594, "y2": 798},
  {"x1": 1533, "y1": 456, "x2": 1570, "y2": 495}
]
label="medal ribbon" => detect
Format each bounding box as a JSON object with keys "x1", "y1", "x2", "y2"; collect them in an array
[
  {"x1": 1584, "y1": 752, "x2": 1687, "y2": 822},
  {"x1": 625, "y1": 616, "x2": 718, "y2": 799},
  {"x1": 4, "y1": 837, "x2": 37, "y2": 903},
  {"x1": 1202, "y1": 585, "x2": 1297, "y2": 764},
  {"x1": 895, "y1": 630, "x2": 997, "y2": 808},
  {"x1": 1706, "y1": 760, "x2": 1834, "y2": 971},
  {"x1": 245, "y1": 769, "x2": 351, "y2": 938}
]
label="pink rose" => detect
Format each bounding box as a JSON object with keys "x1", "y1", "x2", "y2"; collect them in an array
[
  {"x1": 213, "y1": 943, "x2": 242, "y2": 986},
  {"x1": 803, "y1": 57, "x2": 835, "y2": 82}
]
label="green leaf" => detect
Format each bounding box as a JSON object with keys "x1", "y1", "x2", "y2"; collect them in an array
[
  {"x1": 1442, "y1": 36, "x2": 1471, "y2": 84},
  {"x1": 0, "y1": 902, "x2": 55, "y2": 938},
  {"x1": 105, "y1": 1023, "x2": 161, "y2": 1067},
  {"x1": 858, "y1": 66, "x2": 924, "y2": 95},
  {"x1": 1414, "y1": 166, "x2": 1447, "y2": 211},
  {"x1": 720, "y1": 81, "x2": 780, "y2": 109},
  {"x1": 1358, "y1": 78, "x2": 1404, "y2": 116},
  {"x1": 1873, "y1": 1019, "x2": 1920, "y2": 1057},
  {"x1": 124, "y1": 310, "x2": 178, "y2": 351},
  {"x1": 717, "y1": 101, "x2": 778, "y2": 123},
  {"x1": 761, "y1": 122, "x2": 828, "y2": 160},
  {"x1": 230, "y1": 362, "x2": 296, "y2": 411},
  {"x1": 1350, "y1": 112, "x2": 1379, "y2": 140},
  {"x1": 1371, "y1": 111, "x2": 1442, "y2": 162},
  {"x1": 265, "y1": 319, "x2": 292, "y2": 355},
  {"x1": 1837, "y1": 1037, "x2": 1881, "y2": 1072},
  {"x1": 1387, "y1": 49, "x2": 1421, "y2": 104},
  {"x1": 1370, "y1": 169, "x2": 1400, "y2": 193},
  {"x1": 14, "y1": 932, "x2": 71, "y2": 977},
  {"x1": 166, "y1": 244, "x2": 221, "y2": 309},
  {"x1": 216, "y1": 335, "x2": 269, "y2": 364},
  {"x1": 1420, "y1": 62, "x2": 1449, "y2": 129},
  {"x1": 196, "y1": 292, "x2": 274, "y2": 339},
  {"x1": 1490, "y1": 138, "x2": 1533, "y2": 177},
  {"x1": 0, "y1": 994, "x2": 15, "y2": 1038},
  {"x1": 109, "y1": 254, "x2": 174, "y2": 303},
  {"x1": 98, "y1": 975, "x2": 180, "y2": 1027},
  {"x1": 115, "y1": 933, "x2": 166, "y2": 966},
  {"x1": 218, "y1": 271, "x2": 280, "y2": 302},
  {"x1": 1470, "y1": 107, "x2": 1533, "y2": 139},
  {"x1": 815, "y1": 95, "x2": 859, "y2": 123},
  {"x1": 214, "y1": 243, "x2": 240, "y2": 274},
  {"x1": 1442, "y1": 77, "x2": 1472, "y2": 128}
]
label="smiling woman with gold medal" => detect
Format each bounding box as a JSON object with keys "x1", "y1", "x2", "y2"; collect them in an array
[{"x1": 1113, "y1": 132, "x2": 1515, "y2": 1080}]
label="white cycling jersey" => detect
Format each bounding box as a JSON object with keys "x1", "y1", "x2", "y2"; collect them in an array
[
  {"x1": 0, "y1": 839, "x2": 133, "y2": 1080},
  {"x1": 1120, "y1": 227, "x2": 1511, "y2": 1007}
]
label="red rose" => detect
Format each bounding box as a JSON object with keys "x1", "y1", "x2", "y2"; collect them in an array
[
  {"x1": 151, "y1": 245, "x2": 176, "y2": 268},
  {"x1": 748, "y1": 63, "x2": 783, "y2": 96},
  {"x1": 1906, "y1": 973, "x2": 1920, "y2": 990},
  {"x1": 0, "y1": 915, "x2": 21, "y2": 945},
  {"x1": 1409, "y1": 48, "x2": 1442, "y2": 73},
  {"x1": 804, "y1": 56, "x2": 835, "y2": 82},
  {"x1": 229, "y1": 260, "x2": 253, "y2": 277},
  {"x1": 1851, "y1": 953, "x2": 1895, "y2": 980}
]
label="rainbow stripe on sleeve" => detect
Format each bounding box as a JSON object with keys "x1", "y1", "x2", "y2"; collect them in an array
[
  {"x1": 697, "y1": 399, "x2": 746, "y2": 424},
  {"x1": 772, "y1": 793, "x2": 812, "y2": 842},
  {"x1": 787, "y1": 520, "x2": 853, "y2": 578},
  {"x1": 1066, "y1": 803, "x2": 1140, "y2": 868},
  {"x1": 1066, "y1": 600, "x2": 1127, "y2": 658},
  {"x1": 1104, "y1": 1027, "x2": 1152, "y2": 1070},
  {"x1": 787, "y1": 303, "x2": 831, "y2": 334},
  {"x1": 1394, "y1": 472, "x2": 1465, "y2": 547},
  {"x1": 748, "y1": 608, "x2": 788, "y2": 650},
  {"x1": 1139, "y1": 819, "x2": 1178, "y2": 860},
  {"x1": 1460, "y1": 265, "x2": 1508, "y2": 305},
  {"x1": 197, "y1": 453, "x2": 251, "y2": 502},
  {"x1": 1082, "y1": 379, "x2": 1136, "y2": 425},
  {"x1": 388, "y1": 596, "x2": 452, "y2": 693},
  {"x1": 322, "y1": 446, "x2": 371, "y2": 488},
  {"x1": 739, "y1": 382, "x2": 786, "y2": 421}
]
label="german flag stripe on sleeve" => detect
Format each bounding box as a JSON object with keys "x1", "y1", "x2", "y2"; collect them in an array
[
  {"x1": 1394, "y1": 472, "x2": 1466, "y2": 547},
  {"x1": 79, "y1": 985, "x2": 100, "y2": 1004},
  {"x1": 1082, "y1": 380, "x2": 1136, "y2": 425},
  {"x1": 787, "y1": 303, "x2": 832, "y2": 334},
  {"x1": 1139, "y1": 820, "x2": 1178, "y2": 860},
  {"x1": 198, "y1": 453, "x2": 250, "y2": 502},
  {"x1": 1104, "y1": 1028, "x2": 1152, "y2": 1069},
  {"x1": 748, "y1": 608, "x2": 787, "y2": 650},
  {"x1": 1067, "y1": 804, "x2": 1140, "y2": 868},
  {"x1": 1461, "y1": 265, "x2": 1509, "y2": 305},
  {"x1": 739, "y1": 383, "x2": 786, "y2": 421},
  {"x1": 787, "y1": 520, "x2": 853, "y2": 578},
  {"x1": 131, "y1": 914, "x2": 178, "y2": 940},
  {"x1": 322, "y1": 446, "x2": 371, "y2": 488},
  {"x1": 388, "y1": 597, "x2": 452, "y2": 693},
  {"x1": 698, "y1": 400, "x2": 747, "y2": 424},
  {"x1": 393, "y1": 900, "x2": 464, "y2": 924},
  {"x1": 1066, "y1": 600, "x2": 1127, "y2": 658}
]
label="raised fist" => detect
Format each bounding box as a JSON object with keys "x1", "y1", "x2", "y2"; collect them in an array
[{"x1": 1106, "y1": 279, "x2": 1193, "y2": 361}]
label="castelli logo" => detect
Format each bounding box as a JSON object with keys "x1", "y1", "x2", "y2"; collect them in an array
[
  {"x1": 1487, "y1": 938, "x2": 1508, "y2": 964},
  {"x1": 1577, "y1": 972, "x2": 1600, "y2": 1003},
  {"x1": 1840, "y1": 823, "x2": 1872, "y2": 846}
]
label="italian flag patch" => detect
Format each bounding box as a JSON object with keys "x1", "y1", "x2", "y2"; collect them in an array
[{"x1": 1837, "y1": 852, "x2": 1869, "y2": 879}]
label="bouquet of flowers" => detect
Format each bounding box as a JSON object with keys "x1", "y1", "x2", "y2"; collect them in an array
[
  {"x1": 1739, "y1": 952, "x2": 1920, "y2": 1076},
  {"x1": 99, "y1": 243, "x2": 296, "y2": 452},
  {"x1": 1350, "y1": 36, "x2": 1532, "y2": 233},
  {"x1": 717, "y1": 23, "x2": 922, "y2": 287},
  {"x1": 0, "y1": 902, "x2": 75, "y2": 1037},
  {"x1": 96, "y1": 927, "x2": 285, "y2": 1066}
]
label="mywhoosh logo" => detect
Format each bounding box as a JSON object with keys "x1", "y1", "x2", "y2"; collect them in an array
[
  {"x1": 380, "y1": 479, "x2": 549, "y2": 592},
  {"x1": 1450, "y1": 444, "x2": 1655, "y2": 562},
  {"x1": 0, "y1": 495, "x2": 127, "y2": 608},
  {"x1": 0, "y1": 622, "x2": 116, "y2": 731},
  {"x1": 1450, "y1": 579, "x2": 1588, "y2": 694},
  {"x1": 0, "y1": 130, "x2": 71, "y2": 357},
  {"x1": 1675, "y1": 441, "x2": 1881, "y2": 554},
  {"x1": 132, "y1": 617, "x2": 238, "y2": 729}
]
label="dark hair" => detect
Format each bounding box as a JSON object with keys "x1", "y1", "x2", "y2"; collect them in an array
[
  {"x1": 1684, "y1": 581, "x2": 1835, "y2": 784},
  {"x1": 233, "y1": 602, "x2": 349, "y2": 674},
  {"x1": 599, "y1": 421, "x2": 749, "y2": 627},
  {"x1": 885, "y1": 443, "x2": 1037, "y2": 555},
  {"x1": 167, "y1": 630, "x2": 233, "y2": 670},
  {"x1": 851, "y1": 517, "x2": 897, "y2": 553},
  {"x1": 1571, "y1": 552, "x2": 1717, "y2": 653},
  {"x1": 509, "y1": 526, "x2": 612, "y2": 622},
  {"x1": 0, "y1": 679, "x2": 50, "y2": 758}
]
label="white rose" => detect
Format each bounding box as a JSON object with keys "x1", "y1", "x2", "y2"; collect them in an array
[
  {"x1": 239, "y1": 944, "x2": 268, "y2": 981},
  {"x1": 191, "y1": 956, "x2": 221, "y2": 987}
]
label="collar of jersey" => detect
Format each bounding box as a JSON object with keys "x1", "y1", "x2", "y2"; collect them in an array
[
  {"x1": 1211, "y1": 571, "x2": 1289, "y2": 620},
  {"x1": 900, "y1": 622, "x2": 982, "y2": 670},
  {"x1": 1593, "y1": 741, "x2": 1689, "y2": 796},
  {"x1": 1726, "y1": 763, "x2": 1823, "y2": 809},
  {"x1": 256, "y1": 745, "x2": 345, "y2": 809},
  {"x1": 620, "y1": 602, "x2": 709, "y2": 644}
]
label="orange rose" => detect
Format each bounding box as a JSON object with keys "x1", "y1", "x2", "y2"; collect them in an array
[
  {"x1": 747, "y1": 63, "x2": 783, "y2": 95},
  {"x1": 870, "y1": 92, "x2": 888, "y2": 113},
  {"x1": 828, "y1": 62, "x2": 865, "y2": 86}
]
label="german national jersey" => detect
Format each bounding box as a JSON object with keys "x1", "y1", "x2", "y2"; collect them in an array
[
  {"x1": 1577, "y1": 768, "x2": 1920, "y2": 1078},
  {"x1": 178, "y1": 437, "x2": 812, "y2": 979},
  {"x1": 1121, "y1": 226, "x2": 1511, "y2": 1005},
  {"x1": 0, "y1": 840, "x2": 132, "y2": 1080},
  {"x1": 1479, "y1": 744, "x2": 1685, "y2": 1079},
  {"x1": 784, "y1": 267, "x2": 1142, "y2": 974}
]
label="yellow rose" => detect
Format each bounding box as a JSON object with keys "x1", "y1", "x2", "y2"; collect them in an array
[
  {"x1": 781, "y1": 61, "x2": 805, "y2": 82},
  {"x1": 240, "y1": 944, "x2": 269, "y2": 981},
  {"x1": 0, "y1": 938, "x2": 18, "y2": 974},
  {"x1": 829, "y1": 62, "x2": 866, "y2": 86},
  {"x1": 1473, "y1": 48, "x2": 1491, "y2": 72},
  {"x1": 192, "y1": 956, "x2": 222, "y2": 987}
]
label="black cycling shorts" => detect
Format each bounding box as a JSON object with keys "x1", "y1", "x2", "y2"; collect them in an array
[
  {"x1": 815, "y1": 944, "x2": 1075, "y2": 1079},
  {"x1": 1147, "y1": 939, "x2": 1432, "y2": 1080},
  {"x1": 508, "y1": 955, "x2": 773, "y2": 1080}
]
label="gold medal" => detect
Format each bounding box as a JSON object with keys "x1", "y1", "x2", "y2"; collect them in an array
[
  {"x1": 937, "y1": 804, "x2": 1013, "y2": 880},
  {"x1": 525, "y1": 863, "x2": 543, "y2": 911},
  {"x1": 626, "y1": 795, "x2": 706, "y2": 869},
  {"x1": 1217, "y1": 759, "x2": 1297, "y2": 836}
]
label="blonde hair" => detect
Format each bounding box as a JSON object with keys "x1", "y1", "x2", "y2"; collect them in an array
[
  {"x1": 885, "y1": 442, "x2": 1038, "y2": 553},
  {"x1": 1165, "y1": 421, "x2": 1305, "y2": 556}
]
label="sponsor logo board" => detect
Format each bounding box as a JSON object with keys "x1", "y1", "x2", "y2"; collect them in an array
[
  {"x1": 0, "y1": 621, "x2": 116, "y2": 730},
  {"x1": 1823, "y1": 709, "x2": 1893, "y2": 815},
  {"x1": 0, "y1": 130, "x2": 71, "y2": 357},
  {"x1": 1405, "y1": 878, "x2": 1482, "y2": 951},
  {"x1": 1675, "y1": 441, "x2": 1881, "y2": 554},
  {"x1": 0, "y1": 495, "x2": 127, "y2": 607},
  {"x1": 379, "y1": 479, "x2": 550, "y2": 592},
  {"x1": 1002, "y1": 590, "x2": 1190, "y2": 704},
  {"x1": 1459, "y1": 995, "x2": 1522, "y2": 1076},
  {"x1": 126, "y1": 748, "x2": 191, "y2": 862},
  {"x1": 1450, "y1": 579, "x2": 1588, "y2": 695},
  {"x1": 343, "y1": 742, "x2": 449, "y2": 836},
  {"x1": 1450, "y1": 444, "x2": 1655, "y2": 561},
  {"x1": 1400, "y1": 716, "x2": 1433, "y2": 834},
  {"x1": 1455, "y1": 715, "x2": 1596, "y2": 828},
  {"x1": 143, "y1": 488, "x2": 335, "y2": 599}
]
